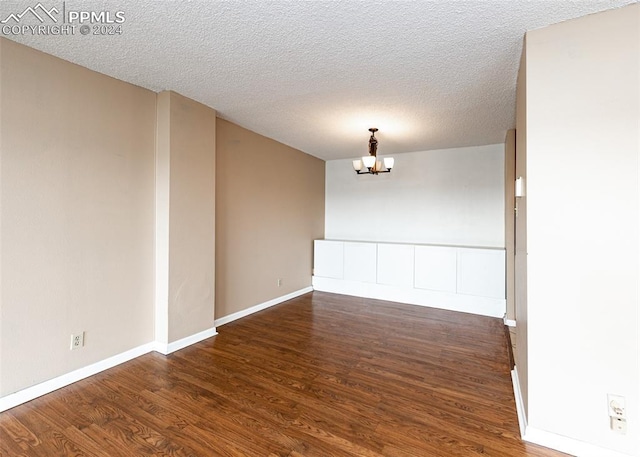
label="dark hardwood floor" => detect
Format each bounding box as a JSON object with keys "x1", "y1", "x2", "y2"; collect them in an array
[{"x1": 0, "y1": 291, "x2": 569, "y2": 456}]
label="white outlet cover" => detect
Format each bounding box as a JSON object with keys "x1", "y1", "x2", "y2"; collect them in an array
[
  {"x1": 608, "y1": 394, "x2": 626, "y2": 419},
  {"x1": 70, "y1": 332, "x2": 84, "y2": 350},
  {"x1": 610, "y1": 417, "x2": 627, "y2": 434}
]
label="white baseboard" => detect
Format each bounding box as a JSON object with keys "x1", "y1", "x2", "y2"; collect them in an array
[
  {"x1": 0, "y1": 325, "x2": 220, "y2": 412},
  {"x1": 153, "y1": 326, "x2": 218, "y2": 355},
  {"x1": 512, "y1": 365, "x2": 635, "y2": 457},
  {"x1": 1, "y1": 289, "x2": 313, "y2": 413},
  {"x1": 0, "y1": 342, "x2": 155, "y2": 413},
  {"x1": 215, "y1": 286, "x2": 313, "y2": 327},
  {"x1": 504, "y1": 317, "x2": 517, "y2": 327},
  {"x1": 312, "y1": 277, "x2": 505, "y2": 318},
  {"x1": 524, "y1": 427, "x2": 635, "y2": 457},
  {"x1": 511, "y1": 366, "x2": 528, "y2": 438}
]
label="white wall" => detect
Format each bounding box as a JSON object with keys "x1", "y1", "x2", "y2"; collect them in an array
[
  {"x1": 524, "y1": 4, "x2": 639, "y2": 456},
  {"x1": 325, "y1": 144, "x2": 505, "y2": 248}
]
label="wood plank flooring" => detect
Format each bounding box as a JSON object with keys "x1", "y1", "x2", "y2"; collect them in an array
[{"x1": 0, "y1": 292, "x2": 569, "y2": 456}]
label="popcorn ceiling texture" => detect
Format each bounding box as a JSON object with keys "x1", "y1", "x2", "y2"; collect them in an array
[{"x1": 1, "y1": 0, "x2": 634, "y2": 160}]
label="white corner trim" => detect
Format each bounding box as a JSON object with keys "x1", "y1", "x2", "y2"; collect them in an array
[
  {"x1": 215, "y1": 286, "x2": 313, "y2": 327},
  {"x1": 0, "y1": 342, "x2": 155, "y2": 413},
  {"x1": 523, "y1": 427, "x2": 635, "y2": 457},
  {"x1": 153, "y1": 326, "x2": 218, "y2": 355},
  {"x1": 511, "y1": 366, "x2": 527, "y2": 438}
]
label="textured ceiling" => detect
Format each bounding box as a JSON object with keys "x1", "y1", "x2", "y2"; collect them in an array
[{"x1": 1, "y1": 0, "x2": 635, "y2": 160}]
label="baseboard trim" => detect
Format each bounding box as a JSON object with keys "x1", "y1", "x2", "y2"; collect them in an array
[
  {"x1": 524, "y1": 427, "x2": 635, "y2": 457},
  {"x1": 215, "y1": 286, "x2": 313, "y2": 327},
  {"x1": 0, "y1": 342, "x2": 155, "y2": 413},
  {"x1": 504, "y1": 317, "x2": 517, "y2": 327},
  {"x1": 312, "y1": 277, "x2": 505, "y2": 318},
  {"x1": 153, "y1": 326, "x2": 218, "y2": 355},
  {"x1": 511, "y1": 366, "x2": 527, "y2": 438},
  {"x1": 1, "y1": 289, "x2": 315, "y2": 413},
  {"x1": 511, "y1": 366, "x2": 634, "y2": 457},
  {"x1": 0, "y1": 324, "x2": 222, "y2": 412}
]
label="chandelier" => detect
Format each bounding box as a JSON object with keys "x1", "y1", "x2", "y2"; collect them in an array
[{"x1": 352, "y1": 128, "x2": 395, "y2": 175}]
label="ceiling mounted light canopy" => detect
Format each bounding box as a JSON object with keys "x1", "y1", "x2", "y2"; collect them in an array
[{"x1": 352, "y1": 128, "x2": 394, "y2": 175}]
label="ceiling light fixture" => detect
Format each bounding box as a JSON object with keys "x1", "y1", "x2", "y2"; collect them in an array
[{"x1": 352, "y1": 128, "x2": 394, "y2": 175}]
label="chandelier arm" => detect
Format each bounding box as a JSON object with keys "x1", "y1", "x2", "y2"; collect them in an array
[{"x1": 352, "y1": 127, "x2": 393, "y2": 176}]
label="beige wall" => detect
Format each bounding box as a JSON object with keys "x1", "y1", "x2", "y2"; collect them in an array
[
  {"x1": 523, "y1": 4, "x2": 639, "y2": 454},
  {"x1": 157, "y1": 91, "x2": 216, "y2": 343},
  {"x1": 0, "y1": 38, "x2": 156, "y2": 395},
  {"x1": 514, "y1": 44, "x2": 529, "y2": 416},
  {"x1": 215, "y1": 119, "x2": 325, "y2": 319},
  {"x1": 0, "y1": 38, "x2": 318, "y2": 402},
  {"x1": 504, "y1": 129, "x2": 515, "y2": 322}
]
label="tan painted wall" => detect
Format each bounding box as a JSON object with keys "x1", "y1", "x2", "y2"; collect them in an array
[
  {"x1": 515, "y1": 43, "x2": 529, "y2": 416},
  {"x1": 504, "y1": 130, "x2": 515, "y2": 322},
  {"x1": 155, "y1": 91, "x2": 171, "y2": 344},
  {"x1": 164, "y1": 91, "x2": 216, "y2": 342},
  {"x1": 215, "y1": 119, "x2": 325, "y2": 319},
  {"x1": 0, "y1": 38, "x2": 156, "y2": 395}
]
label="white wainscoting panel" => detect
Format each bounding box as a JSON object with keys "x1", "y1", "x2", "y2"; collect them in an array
[
  {"x1": 313, "y1": 240, "x2": 344, "y2": 279},
  {"x1": 377, "y1": 244, "x2": 414, "y2": 287},
  {"x1": 313, "y1": 239, "x2": 506, "y2": 318},
  {"x1": 312, "y1": 277, "x2": 505, "y2": 317},
  {"x1": 457, "y1": 248, "x2": 506, "y2": 299},
  {"x1": 414, "y1": 245, "x2": 457, "y2": 293},
  {"x1": 343, "y1": 242, "x2": 377, "y2": 283}
]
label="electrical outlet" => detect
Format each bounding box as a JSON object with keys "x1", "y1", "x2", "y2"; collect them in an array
[
  {"x1": 70, "y1": 332, "x2": 84, "y2": 350},
  {"x1": 610, "y1": 417, "x2": 627, "y2": 434},
  {"x1": 608, "y1": 394, "x2": 626, "y2": 419},
  {"x1": 277, "y1": 278, "x2": 282, "y2": 287},
  {"x1": 608, "y1": 394, "x2": 627, "y2": 434}
]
